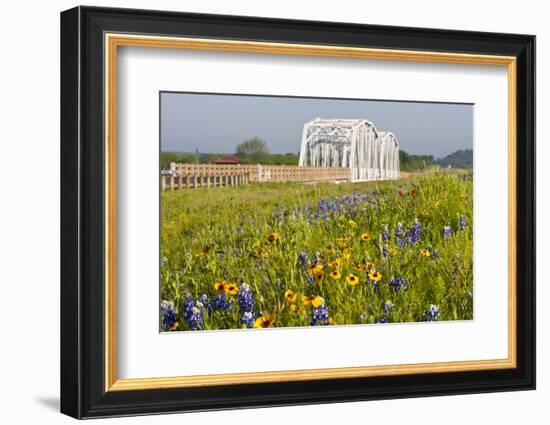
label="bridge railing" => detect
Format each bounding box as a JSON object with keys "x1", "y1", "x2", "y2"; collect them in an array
[
  {"x1": 170, "y1": 163, "x2": 350, "y2": 183},
  {"x1": 161, "y1": 172, "x2": 251, "y2": 191}
]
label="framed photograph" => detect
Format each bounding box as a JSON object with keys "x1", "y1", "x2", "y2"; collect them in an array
[{"x1": 60, "y1": 6, "x2": 535, "y2": 419}]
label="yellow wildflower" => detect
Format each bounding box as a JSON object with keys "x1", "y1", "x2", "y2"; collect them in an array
[
  {"x1": 328, "y1": 258, "x2": 343, "y2": 269},
  {"x1": 307, "y1": 263, "x2": 324, "y2": 275},
  {"x1": 253, "y1": 314, "x2": 276, "y2": 328},
  {"x1": 315, "y1": 270, "x2": 324, "y2": 284},
  {"x1": 329, "y1": 270, "x2": 342, "y2": 280},
  {"x1": 267, "y1": 232, "x2": 279, "y2": 242},
  {"x1": 214, "y1": 280, "x2": 229, "y2": 293},
  {"x1": 301, "y1": 295, "x2": 316, "y2": 305},
  {"x1": 226, "y1": 283, "x2": 239, "y2": 295},
  {"x1": 312, "y1": 296, "x2": 325, "y2": 308},
  {"x1": 421, "y1": 249, "x2": 431, "y2": 257},
  {"x1": 368, "y1": 270, "x2": 382, "y2": 282},
  {"x1": 347, "y1": 273, "x2": 360, "y2": 286},
  {"x1": 284, "y1": 289, "x2": 297, "y2": 303}
]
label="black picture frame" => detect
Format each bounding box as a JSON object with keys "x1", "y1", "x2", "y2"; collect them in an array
[{"x1": 60, "y1": 5, "x2": 535, "y2": 419}]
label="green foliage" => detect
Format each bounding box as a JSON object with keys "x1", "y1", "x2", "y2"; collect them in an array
[
  {"x1": 235, "y1": 137, "x2": 269, "y2": 160},
  {"x1": 163, "y1": 139, "x2": 471, "y2": 172},
  {"x1": 160, "y1": 170, "x2": 473, "y2": 331},
  {"x1": 160, "y1": 152, "x2": 196, "y2": 169},
  {"x1": 399, "y1": 150, "x2": 436, "y2": 171},
  {"x1": 438, "y1": 149, "x2": 473, "y2": 169},
  {"x1": 399, "y1": 149, "x2": 473, "y2": 171},
  {"x1": 161, "y1": 151, "x2": 299, "y2": 166},
  {"x1": 237, "y1": 152, "x2": 299, "y2": 165}
]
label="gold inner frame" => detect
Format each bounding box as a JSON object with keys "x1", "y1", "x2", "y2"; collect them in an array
[{"x1": 104, "y1": 33, "x2": 517, "y2": 392}]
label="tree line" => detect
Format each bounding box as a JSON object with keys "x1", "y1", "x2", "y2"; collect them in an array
[
  {"x1": 161, "y1": 137, "x2": 472, "y2": 170},
  {"x1": 160, "y1": 137, "x2": 299, "y2": 168}
]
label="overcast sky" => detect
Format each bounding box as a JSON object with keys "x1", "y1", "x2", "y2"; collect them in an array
[{"x1": 160, "y1": 92, "x2": 473, "y2": 159}]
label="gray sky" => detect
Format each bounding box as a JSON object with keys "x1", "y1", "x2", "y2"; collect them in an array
[{"x1": 160, "y1": 92, "x2": 473, "y2": 159}]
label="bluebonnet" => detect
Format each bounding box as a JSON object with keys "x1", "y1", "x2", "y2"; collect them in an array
[
  {"x1": 241, "y1": 311, "x2": 255, "y2": 328},
  {"x1": 311, "y1": 252, "x2": 326, "y2": 268},
  {"x1": 160, "y1": 300, "x2": 177, "y2": 331},
  {"x1": 187, "y1": 306, "x2": 204, "y2": 330},
  {"x1": 306, "y1": 273, "x2": 315, "y2": 286},
  {"x1": 376, "y1": 315, "x2": 389, "y2": 324},
  {"x1": 443, "y1": 225, "x2": 452, "y2": 240},
  {"x1": 433, "y1": 249, "x2": 440, "y2": 258},
  {"x1": 395, "y1": 223, "x2": 407, "y2": 248},
  {"x1": 310, "y1": 304, "x2": 330, "y2": 326},
  {"x1": 213, "y1": 294, "x2": 233, "y2": 312},
  {"x1": 389, "y1": 276, "x2": 408, "y2": 292},
  {"x1": 182, "y1": 296, "x2": 194, "y2": 320},
  {"x1": 183, "y1": 296, "x2": 204, "y2": 330},
  {"x1": 408, "y1": 218, "x2": 421, "y2": 244},
  {"x1": 238, "y1": 283, "x2": 256, "y2": 328},
  {"x1": 238, "y1": 283, "x2": 254, "y2": 313},
  {"x1": 274, "y1": 190, "x2": 382, "y2": 224},
  {"x1": 425, "y1": 304, "x2": 440, "y2": 321},
  {"x1": 382, "y1": 225, "x2": 390, "y2": 243},
  {"x1": 459, "y1": 215, "x2": 467, "y2": 230},
  {"x1": 297, "y1": 251, "x2": 309, "y2": 269},
  {"x1": 199, "y1": 294, "x2": 213, "y2": 316},
  {"x1": 383, "y1": 300, "x2": 394, "y2": 315},
  {"x1": 382, "y1": 246, "x2": 389, "y2": 257}
]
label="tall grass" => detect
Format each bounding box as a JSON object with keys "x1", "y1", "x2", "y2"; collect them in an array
[{"x1": 160, "y1": 170, "x2": 473, "y2": 331}]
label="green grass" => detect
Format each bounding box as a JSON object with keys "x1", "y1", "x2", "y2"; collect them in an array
[{"x1": 160, "y1": 169, "x2": 473, "y2": 331}]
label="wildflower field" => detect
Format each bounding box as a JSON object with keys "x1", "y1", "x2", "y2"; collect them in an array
[{"x1": 160, "y1": 170, "x2": 473, "y2": 332}]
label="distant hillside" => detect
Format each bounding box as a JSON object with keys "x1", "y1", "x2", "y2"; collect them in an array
[{"x1": 437, "y1": 149, "x2": 473, "y2": 169}]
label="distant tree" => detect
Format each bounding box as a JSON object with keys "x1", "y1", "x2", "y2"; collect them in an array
[
  {"x1": 262, "y1": 153, "x2": 299, "y2": 165},
  {"x1": 160, "y1": 152, "x2": 182, "y2": 169},
  {"x1": 199, "y1": 153, "x2": 222, "y2": 164},
  {"x1": 179, "y1": 153, "x2": 198, "y2": 163},
  {"x1": 160, "y1": 152, "x2": 201, "y2": 168},
  {"x1": 235, "y1": 137, "x2": 269, "y2": 157},
  {"x1": 399, "y1": 150, "x2": 436, "y2": 171}
]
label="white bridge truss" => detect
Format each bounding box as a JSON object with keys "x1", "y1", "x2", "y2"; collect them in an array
[{"x1": 298, "y1": 118, "x2": 400, "y2": 182}]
